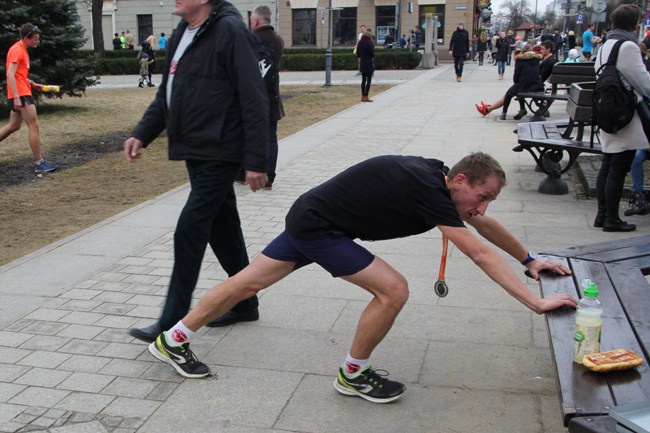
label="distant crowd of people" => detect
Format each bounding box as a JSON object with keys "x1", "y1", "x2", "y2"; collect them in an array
[{"x1": 472, "y1": 5, "x2": 650, "y2": 234}]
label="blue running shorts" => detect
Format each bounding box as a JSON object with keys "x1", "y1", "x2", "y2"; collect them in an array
[{"x1": 262, "y1": 231, "x2": 375, "y2": 277}]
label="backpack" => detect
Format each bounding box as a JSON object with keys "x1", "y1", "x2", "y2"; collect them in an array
[{"x1": 592, "y1": 40, "x2": 636, "y2": 134}]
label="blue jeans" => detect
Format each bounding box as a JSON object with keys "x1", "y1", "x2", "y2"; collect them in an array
[
  {"x1": 631, "y1": 149, "x2": 650, "y2": 193},
  {"x1": 453, "y1": 56, "x2": 465, "y2": 76},
  {"x1": 497, "y1": 60, "x2": 506, "y2": 75}
]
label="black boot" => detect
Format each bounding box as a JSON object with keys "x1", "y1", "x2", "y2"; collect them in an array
[
  {"x1": 602, "y1": 219, "x2": 636, "y2": 232},
  {"x1": 513, "y1": 109, "x2": 528, "y2": 120}
]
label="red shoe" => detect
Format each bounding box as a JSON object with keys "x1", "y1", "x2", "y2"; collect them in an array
[
  {"x1": 475, "y1": 104, "x2": 489, "y2": 117},
  {"x1": 481, "y1": 101, "x2": 490, "y2": 109}
]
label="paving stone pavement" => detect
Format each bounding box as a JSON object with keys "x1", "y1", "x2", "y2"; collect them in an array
[{"x1": 1, "y1": 63, "x2": 649, "y2": 433}]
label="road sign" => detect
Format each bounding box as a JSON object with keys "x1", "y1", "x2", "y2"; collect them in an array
[
  {"x1": 593, "y1": 0, "x2": 606, "y2": 13},
  {"x1": 577, "y1": 12, "x2": 583, "y2": 23}
]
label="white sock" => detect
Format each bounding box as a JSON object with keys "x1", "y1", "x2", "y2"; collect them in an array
[
  {"x1": 343, "y1": 353, "x2": 369, "y2": 378},
  {"x1": 164, "y1": 321, "x2": 194, "y2": 347}
]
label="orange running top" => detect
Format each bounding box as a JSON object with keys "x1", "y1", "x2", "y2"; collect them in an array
[{"x1": 6, "y1": 41, "x2": 31, "y2": 98}]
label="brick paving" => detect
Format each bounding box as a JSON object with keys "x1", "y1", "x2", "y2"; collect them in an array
[{"x1": 1, "y1": 64, "x2": 648, "y2": 433}]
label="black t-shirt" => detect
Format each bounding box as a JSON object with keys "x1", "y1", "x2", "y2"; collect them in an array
[{"x1": 286, "y1": 155, "x2": 465, "y2": 241}]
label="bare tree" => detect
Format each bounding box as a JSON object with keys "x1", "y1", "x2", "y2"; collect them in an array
[
  {"x1": 92, "y1": 0, "x2": 105, "y2": 57},
  {"x1": 497, "y1": 0, "x2": 533, "y2": 30}
]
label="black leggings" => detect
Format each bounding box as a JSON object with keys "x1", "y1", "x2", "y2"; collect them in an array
[
  {"x1": 596, "y1": 150, "x2": 636, "y2": 223},
  {"x1": 503, "y1": 89, "x2": 526, "y2": 114},
  {"x1": 361, "y1": 73, "x2": 372, "y2": 96}
]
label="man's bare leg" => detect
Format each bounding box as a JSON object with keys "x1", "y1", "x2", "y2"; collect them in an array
[
  {"x1": 342, "y1": 256, "x2": 409, "y2": 360},
  {"x1": 182, "y1": 254, "x2": 296, "y2": 331},
  {"x1": 20, "y1": 104, "x2": 43, "y2": 162},
  {"x1": 0, "y1": 110, "x2": 23, "y2": 144}
]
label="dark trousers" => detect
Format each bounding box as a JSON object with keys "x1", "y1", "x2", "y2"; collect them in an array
[
  {"x1": 596, "y1": 150, "x2": 636, "y2": 223},
  {"x1": 158, "y1": 160, "x2": 258, "y2": 329},
  {"x1": 503, "y1": 89, "x2": 526, "y2": 114},
  {"x1": 361, "y1": 72, "x2": 372, "y2": 96},
  {"x1": 267, "y1": 120, "x2": 278, "y2": 185},
  {"x1": 453, "y1": 56, "x2": 465, "y2": 76}
]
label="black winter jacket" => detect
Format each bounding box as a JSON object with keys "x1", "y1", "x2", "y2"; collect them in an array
[
  {"x1": 254, "y1": 24, "x2": 285, "y2": 122},
  {"x1": 449, "y1": 28, "x2": 470, "y2": 57},
  {"x1": 510, "y1": 51, "x2": 544, "y2": 94},
  {"x1": 495, "y1": 37, "x2": 509, "y2": 61},
  {"x1": 132, "y1": 1, "x2": 269, "y2": 172},
  {"x1": 357, "y1": 39, "x2": 375, "y2": 73}
]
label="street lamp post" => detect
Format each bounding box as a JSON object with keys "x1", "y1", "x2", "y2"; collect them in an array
[
  {"x1": 325, "y1": 3, "x2": 343, "y2": 86},
  {"x1": 325, "y1": 0, "x2": 333, "y2": 86}
]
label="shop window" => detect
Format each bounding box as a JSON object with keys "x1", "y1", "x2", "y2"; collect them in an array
[
  {"x1": 333, "y1": 8, "x2": 357, "y2": 46},
  {"x1": 293, "y1": 9, "x2": 317, "y2": 45}
]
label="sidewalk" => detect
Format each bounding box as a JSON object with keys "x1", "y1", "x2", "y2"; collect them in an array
[{"x1": 1, "y1": 63, "x2": 648, "y2": 433}]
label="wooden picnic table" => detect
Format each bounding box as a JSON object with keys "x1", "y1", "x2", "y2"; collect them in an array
[{"x1": 538, "y1": 235, "x2": 650, "y2": 432}]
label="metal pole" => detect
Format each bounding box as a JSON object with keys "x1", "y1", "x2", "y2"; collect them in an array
[
  {"x1": 409, "y1": 1, "x2": 413, "y2": 52},
  {"x1": 325, "y1": 0, "x2": 333, "y2": 86}
]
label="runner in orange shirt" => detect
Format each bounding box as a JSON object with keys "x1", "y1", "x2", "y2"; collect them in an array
[{"x1": 0, "y1": 23, "x2": 57, "y2": 173}]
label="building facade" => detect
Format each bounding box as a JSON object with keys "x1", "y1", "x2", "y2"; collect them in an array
[{"x1": 75, "y1": 0, "x2": 477, "y2": 60}]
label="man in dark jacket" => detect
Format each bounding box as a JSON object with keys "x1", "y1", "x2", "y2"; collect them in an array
[
  {"x1": 124, "y1": 0, "x2": 270, "y2": 343},
  {"x1": 449, "y1": 20, "x2": 470, "y2": 82},
  {"x1": 248, "y1": 5, "x2": 285, "y2": 191},
  {"x1": 539, "y1": 40, "x2": 556, "y2": 83}
]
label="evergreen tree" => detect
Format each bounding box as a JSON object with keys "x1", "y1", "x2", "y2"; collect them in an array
[{"x1": 0, "y1": 0, "x2": 96, "y2": 111}]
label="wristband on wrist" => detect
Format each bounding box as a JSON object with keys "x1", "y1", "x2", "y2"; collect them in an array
[{"x1": 521, "y1": 251, "x2": 537, "y2": 266}]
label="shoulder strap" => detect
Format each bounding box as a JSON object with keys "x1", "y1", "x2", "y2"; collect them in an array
[{"x1": 606, "y1": 39, "x2": 626, "y2": 65}]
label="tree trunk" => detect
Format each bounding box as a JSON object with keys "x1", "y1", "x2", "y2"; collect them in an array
[{"x1": 92, "y1": 0, "x2": 105, "y2": 57}]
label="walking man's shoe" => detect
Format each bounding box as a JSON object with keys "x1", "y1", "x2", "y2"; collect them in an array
[
  {"x1": 129, "y1": 322, "x2": 163, "y2": 343},
  {"x1": 206, "y1": 308, "x2": 259, "y2": 327},
  {"x1": 149, "y1": 334, "x2": 210, "y2": 378},
  {"x1": 333, "y1": 366, "x2": 405, "y2": 403}
]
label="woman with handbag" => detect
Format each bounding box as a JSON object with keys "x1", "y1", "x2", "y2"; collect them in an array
[{"x1": 593, "y1": 4, "x2": 650, "y2": 232}]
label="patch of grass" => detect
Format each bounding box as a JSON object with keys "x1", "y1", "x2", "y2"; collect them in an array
[{"x1": 0, "y1": 84, "x2": 391, "y2": 265}]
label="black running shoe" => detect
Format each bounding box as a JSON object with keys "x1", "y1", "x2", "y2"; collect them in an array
[
  {"x1": 333, "y1": 366, "x2": 405, "y2": 403},
  {"x1": 148, "y1": 333, "x2": 210, "y2": 378}
]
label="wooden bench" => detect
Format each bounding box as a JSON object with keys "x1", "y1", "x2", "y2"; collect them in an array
[
  {"x1": 514, "y1": 82, "x2": 601, "y2": 195},
  {"x1": 539, "y1": 235, "x2": 650, "y2": 432},
  {"x1": 516, "y1": 62, "x2": 596, "y2": 122}
]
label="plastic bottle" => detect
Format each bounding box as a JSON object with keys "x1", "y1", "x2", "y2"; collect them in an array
[{"x1": 573, "y1": 279, "x2": 603, "y2": 364}]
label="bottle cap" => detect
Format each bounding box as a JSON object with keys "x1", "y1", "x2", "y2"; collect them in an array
[{"x1": 583, "y1": 281, "x2": 599, "y2": 298}]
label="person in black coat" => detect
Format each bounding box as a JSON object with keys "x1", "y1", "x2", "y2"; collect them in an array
[
  {"x1": 539, "y1": 40, "x2": 557, "y2": 83},
  {"x1": 495, "y1": 31, "x2": 510, "y2": 79},
  {"x1": 357, "y1": 31, "x2": 375, "y2": 102},
  {"x1": 124, "y1": 0, "x2": 270, "y2": 343},
  {"x1": 475, "y1": 44, "x2": 544, "y2": 120},
  {"x1": 449, "y1": 21, "x2": 470, "y2": 81},
  {"x1": 476, "y1": 32, "x2": 488, "y2": 65}
]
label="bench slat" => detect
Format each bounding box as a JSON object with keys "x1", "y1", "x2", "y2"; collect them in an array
[
  {"x1": 548, "y1": 235, "x2": 650, "y2": 259},
  {"x1": 574, "y1": 244, "x2": 650, "y2": 267},
  {"x1": 544, "y1": 124, "x2": 564, "y2": 140},
  {"x1": 517, "y1": 137, "x2": 602, "y2": 153},
  {"x1": 606, "y1": 263, "x2": 650, "y2": 363}
]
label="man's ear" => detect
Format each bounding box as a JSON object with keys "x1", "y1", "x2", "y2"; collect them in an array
[{"x1": 449, "y1": 173, "x2": 467, "y2": 188}]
